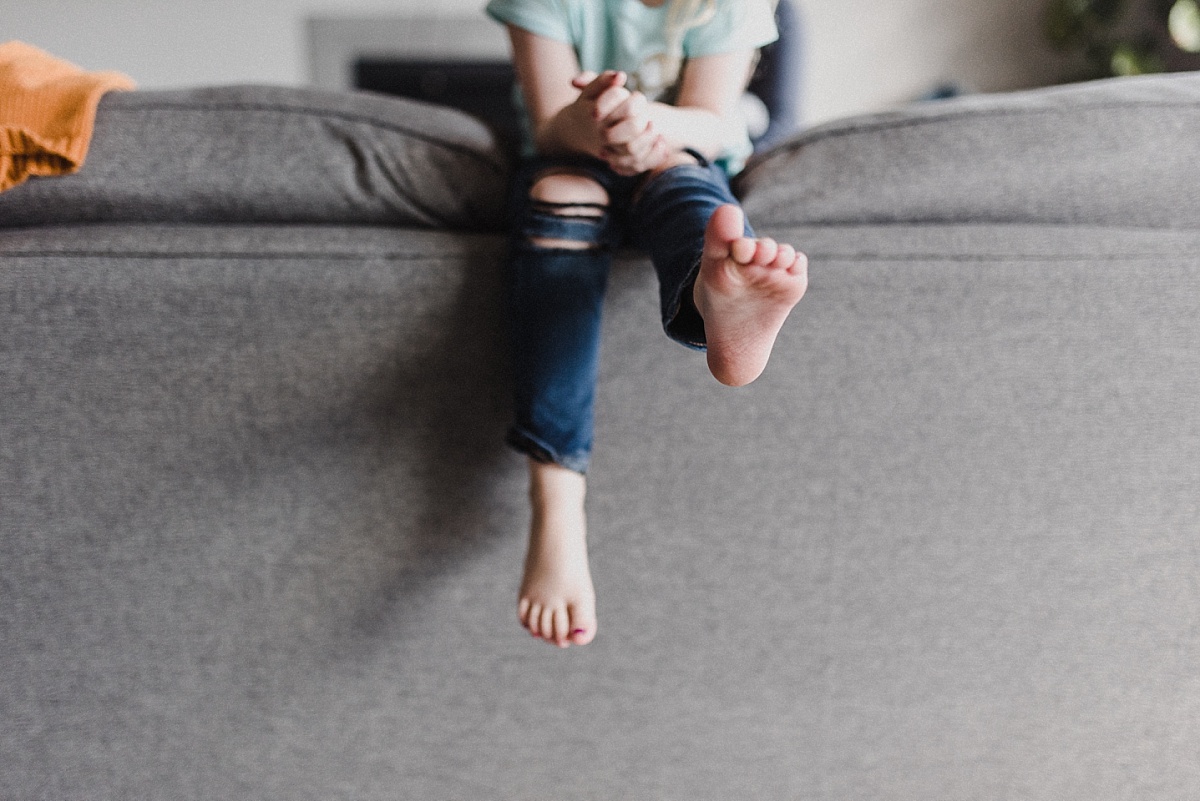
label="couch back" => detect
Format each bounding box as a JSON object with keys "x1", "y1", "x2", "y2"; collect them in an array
[{"x1": 3, "y1": 78, "x2": 1200, "y2": 799}]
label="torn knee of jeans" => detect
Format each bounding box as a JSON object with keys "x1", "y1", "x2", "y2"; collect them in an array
[
  {"x1": 525, "y1": 172, "x2": 611, "y2": 250},
  {"x1": 523, "y1": 202, "x2": 612, "y2": 250},
  {"x1": 523, "y1": 209, "x2": 609, "y2": 250},
  {"x1": 528, "y1": 203, "x2": 608, "y2": 249},
  {"x1": 526, "y1": 237, "x2": 602, "y2": 251},
  {"x1": 530, "y1": 197, "x2": 608, "y2": 219}
]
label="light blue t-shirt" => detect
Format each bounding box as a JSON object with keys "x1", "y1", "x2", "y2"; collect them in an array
[{"x1": 485, "y1": 0, "x2": 778, "y2": 172}]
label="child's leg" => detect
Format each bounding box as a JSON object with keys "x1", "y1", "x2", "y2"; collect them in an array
[
  {"x1": 506, "y1": 167, "x2": 613, "y2": 472},
  {"x1": 632, "y1": 154, "x2": 807, "y2": 386},
  {"x1": 506, "y1": 163, "x2": 616, "y2": 647},
  {"x1": 519, "y1": 458, "x2": 596, "y2": 648}
]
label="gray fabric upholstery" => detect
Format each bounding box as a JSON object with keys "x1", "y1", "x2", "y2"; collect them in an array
[
  {"x1": 3, "y1": 222, "x2": 1198, "y2": 799},
  {"x1": 0, "y1": 85, "x2": 510, "y2": 230},
  {"x1": 738, "y1": 71, "x2": 1200, "y2": 228},
  {"x1": 3, "y1": 73, "x2": 1200, "y2": 799}
]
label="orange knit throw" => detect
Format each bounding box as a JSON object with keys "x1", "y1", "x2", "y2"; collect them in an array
[{"x1": 0, "y1": 41, "x2": 135, "y2": 192}]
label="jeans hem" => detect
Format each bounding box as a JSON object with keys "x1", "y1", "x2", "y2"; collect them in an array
[
  {"x1": 505, "y1": 427, "x2": 590, "y2": 474},
  {"x1": 662, "y1": 255, "x2": 707, "y2": 351}
]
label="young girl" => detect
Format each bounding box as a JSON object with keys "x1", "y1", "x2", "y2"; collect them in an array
[{"x1": 485, "y1": 0, "x2": 807, "y2": 648}]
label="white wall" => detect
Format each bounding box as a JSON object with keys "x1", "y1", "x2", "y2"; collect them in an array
[{"x1": 2, "y1": 0, "x2": 1071, "y2": 125}]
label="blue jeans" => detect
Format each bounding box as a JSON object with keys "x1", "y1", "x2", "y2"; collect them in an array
[{"x1": 505, "y1": 152, "x2": 752, "y2": 473}]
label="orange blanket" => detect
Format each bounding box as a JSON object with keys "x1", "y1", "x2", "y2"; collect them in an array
[{"x1": 0, "y1": 41, "x2": 135, "y2": 192}]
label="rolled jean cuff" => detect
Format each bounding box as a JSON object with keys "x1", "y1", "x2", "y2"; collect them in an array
[
  {"x1": 632, "y1": 160, "x2": 749, "y2": 352},
  {"x1": 661, "y1": 255, "x2": 707, "y2": 350},
  {"x1": 505, "y1": 425, "x2": 590, "y2": 474}
]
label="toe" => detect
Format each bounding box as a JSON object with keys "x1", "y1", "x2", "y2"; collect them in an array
[
  {"x1": 568, "y1": 603, "x2": 597, "y2": 645},
  {"x1": 706, "y1": 203, "x2": 745, "y2": 243},
  {"x1": 754, "y1": 238, "x2": 779, "y2": 266},
  {"x1": 527, "y1": 603, "x2": 543, "y2": 637},
  {"x1": 703, "y1": 206, "x2": 742, "y2": 259},
  {"x1": 730, "y1": 237, "x2": 757, "y2": 264},
  {"x1": 569, "y1": 626, "x2": 596, "y2": 646},
  {"x1": 553, "y1": 607, "x2": 570, "y2": 648},
  {"x1": 791, "y1": 250, "x2": 809, "y2": 276},
  {"x1": 773, "y1": 243, "x2": 796, "y2": 270},
  {"x1": 540, "y1": 606, "x2": 555, "y2": 642}
]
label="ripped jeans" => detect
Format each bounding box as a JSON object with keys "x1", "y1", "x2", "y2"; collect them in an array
[{"x1": 504, "y1": 151, "x2": 752, "y2": 473}]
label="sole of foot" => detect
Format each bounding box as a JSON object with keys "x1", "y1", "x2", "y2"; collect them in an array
[{"x1": 693, "y1": 204, "x2": 808, "y2": 387}]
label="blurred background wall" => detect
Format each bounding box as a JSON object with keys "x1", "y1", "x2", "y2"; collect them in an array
[{"x1": 2, "y1": 0, "x2": 1074, "y2": 126}]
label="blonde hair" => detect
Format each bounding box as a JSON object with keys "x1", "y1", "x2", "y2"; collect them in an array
[
  {"x1": 663, "y1": 0, "x2": 718, "y2": 57},
  {"x1": 633, "y1": 0, "x2": 776, "y2": 97},
  {"x1": 664, "y1": 0, "x2": 780, "y2": 49}
]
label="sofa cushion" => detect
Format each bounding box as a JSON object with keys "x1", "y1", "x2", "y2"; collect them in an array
[
  {"x1": 4, "y1": 220, "x2": 1200, "y2": 798},
  {"x1": 0, "y1": 85, "x2": 511, "y2": 231},
  {"x1": 738, "y1": 71, "x2": 1200, "y2": 229}
]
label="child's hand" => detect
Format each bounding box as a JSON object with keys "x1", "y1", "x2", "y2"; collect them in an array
[
  {"x1": 570, "y1": 71, "x2": 669, "y2": 176},
  {"x1": 570, "y1": 70, "x2": 628, "y2": 117},
  {"x1": 596, "y1": 89, "x2": 670, "y2": 176}
]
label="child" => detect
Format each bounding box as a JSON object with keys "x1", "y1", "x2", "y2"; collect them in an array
[{"x1": 485, "y1": 0, "x2": 807, "y2": 648}]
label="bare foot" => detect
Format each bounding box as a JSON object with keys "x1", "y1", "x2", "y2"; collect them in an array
[
  {"x1": 518, "y1": 460, "x2": 597, "y2": 648},
  {"x1": 692, "y1": 204, "x2": 808, "y2": 386}
]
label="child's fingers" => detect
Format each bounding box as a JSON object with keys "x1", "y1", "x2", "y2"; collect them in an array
[
  {"x1": 605, "y1": 132, "x2": 667, "y2": 176},
  {"x1": 571, "y1": 71, "x2": 599, "y2": 89},
  {"x1": 603, "y1": 120, "x2": 653, "y2": 154},
  {"x1": 593, "y1": 85, "x2": 633, "y2": 122},
  {"x1": 600, "y1": 90, "x2": 647, "y2": 127},
  {"x1": 577, "y1": 70, "x2": 625, "y2": 100},
  {"x1": 642, "y1": 136, "x2": 670, "y2": 171},
  {"x1": 603, "y1": 114, "x2": 648, "y2": 147},
  {"x1": 620, "y1": 123, "x2": 658, "y2": 162},
  {"x1": 600, "y1": 92, "x2": 649, "y2": 139},
  {"x1": 615, "y1": 90, "x2": 649, "y2": 121}
]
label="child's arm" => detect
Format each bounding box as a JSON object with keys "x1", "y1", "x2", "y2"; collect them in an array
[
  {"x1": 506, "y1": 24, "x2": 757, "y2": 172},
  {"x1": 644, "y1": 49, "x2": 759, "y2": 161},
  {"x1": 595, "y1": 49, "x2": 758, "y2": 166},
  {"x1": 570, "y1": 50, "x2": 760, "y2": 173},
  {"x1": 507, "y1": 26, "x2": 653, "y2": 161}
]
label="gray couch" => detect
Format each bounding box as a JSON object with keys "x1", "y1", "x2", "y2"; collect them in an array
[{"x1": 2, "y1": 74, "x2": 1199, "y2": 799}]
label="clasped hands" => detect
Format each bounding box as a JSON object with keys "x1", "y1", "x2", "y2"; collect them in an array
[{"x1": 568, "y1": 70, "x2": 672, "y2": 177}]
